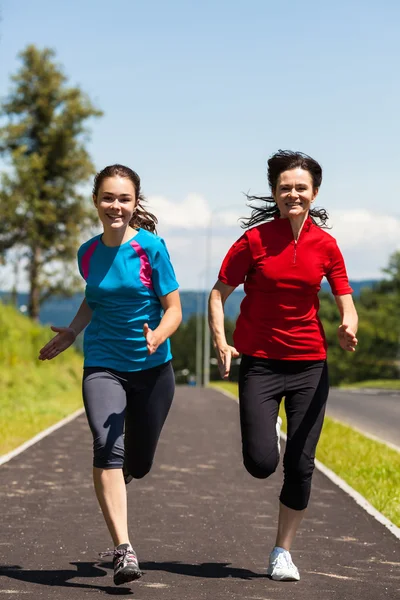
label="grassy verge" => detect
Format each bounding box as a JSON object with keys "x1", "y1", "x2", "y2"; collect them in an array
[
  {"x1": 0, "y1": 304, "x2": 83, "y2": 456},
  {"x1": 210, "y1": 381, "x2": 400, "y2": 527},
  {"x1": 339, "y1": 379, "x2": 400, "y2": 390}
]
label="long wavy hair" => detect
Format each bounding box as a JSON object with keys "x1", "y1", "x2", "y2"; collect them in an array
[
  {"x1": 240, "y1": 150, "x2": 329, "y2": 229},
  {"x1": 92, "y1": 164, "x2": 158, "y2": 233}
]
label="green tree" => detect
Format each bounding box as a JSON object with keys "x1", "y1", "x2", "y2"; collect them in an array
[
  {"x1": 380, "y1": 251, "x2": 400, "y2": 294},
  {"x1": 319, "y1": 259, "x2": 400, "y2": 385},
  {"x1": 0, "y1": 45, "x2": 102, "y2": 319}
]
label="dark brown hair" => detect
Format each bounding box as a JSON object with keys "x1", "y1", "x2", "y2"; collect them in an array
[
  {"x1": 92, "y1": 164, "x2": 158, "y2": 233},
  {"x1": 241, "y1": 150, "x2": 329, "y2": 229}
]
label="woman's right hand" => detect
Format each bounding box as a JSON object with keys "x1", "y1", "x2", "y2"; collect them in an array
[
  {"x1": 38, "y1": 326, "x2": 77, "y2": 361},
  {"x1": 215, "y1": 344, "x2": 240, "y2": 379}
]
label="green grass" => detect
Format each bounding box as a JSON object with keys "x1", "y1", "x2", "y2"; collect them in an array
[
  {"x1": 210, "y1": 381, "x2": 400, "y2": 527},
  {"x1": 0, "y1": 303, "x2": 83, "y2": 456},
  {"x1": 340, "y1": 379, "x2": 400, "y2": 390}
]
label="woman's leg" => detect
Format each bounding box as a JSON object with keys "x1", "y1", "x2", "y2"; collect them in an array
[
  {"x1": 124, "y1": 361, "x2": 175, "y2": 480},
  {"x1": 93, "y1": 468, "x2": 129, "y2": 547},
  {"x1": 277, "y1": 360, "x2": 329, "y2": 550},
  {"x1": 238, "y1": 355, "x2": 283, "y2": 478},
  {"x1": 275, "y1": 503, "x2": 306, "y2": 550},
  {"x1": 82, "y1": 368, "x2": 129, "y2": 546}
]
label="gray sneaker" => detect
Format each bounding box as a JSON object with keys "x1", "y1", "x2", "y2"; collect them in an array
[{"x1": 100, "y1": 543, "x2": 142, "y2": 585}]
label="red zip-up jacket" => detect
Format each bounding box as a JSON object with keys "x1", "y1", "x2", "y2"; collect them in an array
[{"x1": 218, "y1": 216, "x2": 353, "y2": 360}]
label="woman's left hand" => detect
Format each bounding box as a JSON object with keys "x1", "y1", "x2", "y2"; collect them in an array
[
  {"x1": 143, "y1": 323, "x2": 161, "y2": 355},
  {"x1": 338, "y1": 324, "x2": 358, "y2": 352}
]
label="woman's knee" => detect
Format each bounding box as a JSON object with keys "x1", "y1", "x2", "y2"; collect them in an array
[
  {"x1": 124, "y1": 459, "x2": 153, "y2": 480},
  {"x1": 243, "y1": 450, "x2": 279, "y2": 479},
  {"x1": 92, "y1": 437, "x2": 124, "y2": 469}
]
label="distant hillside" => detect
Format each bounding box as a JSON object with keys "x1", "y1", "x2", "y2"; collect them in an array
[{"x1": 0, "y1": 279, "x2": 379, "y2": 326}]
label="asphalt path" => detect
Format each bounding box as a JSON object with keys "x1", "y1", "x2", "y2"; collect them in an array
[
  {"x1": 0, "y1": 386, "x2": 399, "y2": 599},
  {"x1": 327, "y1": 388, "x2": 400, "y2": 448}
]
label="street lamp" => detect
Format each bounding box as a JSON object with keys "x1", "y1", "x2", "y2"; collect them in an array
[
  {"x1": 202, "y1": 205, "x2": 243, "y2": 387},
  {"x1": 196, "y1": 275, "x2": 204, "y2": 387}
]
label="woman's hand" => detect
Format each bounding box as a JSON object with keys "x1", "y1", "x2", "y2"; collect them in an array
[
  {"x1": 38, "y1": 326, "x2": 77, "y2": 360},
  {"x1": 338, "y1": 324, "x2": 358, "y2": 352},
  {"x1": 143, "y1": 323, "x2": 162, "y2": 355},
  {"x1": 215, "y1": 344, "x2": 240, "y2": 379}
]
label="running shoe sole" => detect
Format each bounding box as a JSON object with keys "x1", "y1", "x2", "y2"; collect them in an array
[{"x1": 114, "y1": 567, "x2": 143, "y2": 586}]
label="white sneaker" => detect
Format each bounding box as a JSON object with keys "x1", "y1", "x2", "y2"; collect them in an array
[
  {"x1": 267, "y1": 547, "x2": 300, "y2": 581},
  {"x1": 276, "y1": 416, "x2": 282, "y2": 457}
]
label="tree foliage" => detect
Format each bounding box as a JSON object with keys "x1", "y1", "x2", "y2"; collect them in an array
[{"x1": 0, "y1": 45, "x2": 102, "y2": 318}]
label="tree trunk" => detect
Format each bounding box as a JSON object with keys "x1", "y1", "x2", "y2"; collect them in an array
[{"x1": 28, "y1": 246, "x2": 41, "y2": 320}]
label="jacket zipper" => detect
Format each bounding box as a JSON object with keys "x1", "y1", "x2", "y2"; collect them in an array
[{"x1": 293, "y1": 239, "x2": 297, "y2": 264}]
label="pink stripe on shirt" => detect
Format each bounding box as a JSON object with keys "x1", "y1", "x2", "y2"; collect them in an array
[
  {"x1": 130, "y1": 240, "x2": 153, "y2": 289},
  {"x1": 81, "y1": 239, "x2": 99, "y2": 280}
]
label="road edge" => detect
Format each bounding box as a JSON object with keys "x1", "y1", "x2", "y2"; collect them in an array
[{"x1": 0, "y1": 408, "x2": 85, "y2": 467}]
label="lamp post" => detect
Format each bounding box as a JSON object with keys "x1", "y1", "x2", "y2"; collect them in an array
[
  {"x1": 202, "y1": 205, "x2": 243, "y2": 387},
  {"x1": 196, "y1": 282, "x2": 203, "y2": 387},
  {"x1": 203, "y1": 218, "x2": 212, "y2": 387}
]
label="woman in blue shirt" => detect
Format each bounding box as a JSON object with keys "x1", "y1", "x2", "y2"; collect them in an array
[{"x1": 39, "y1": 164, "x2": 182, "y2": 586}]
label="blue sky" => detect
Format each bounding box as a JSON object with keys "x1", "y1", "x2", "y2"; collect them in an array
[{"x1": 1, "y1": 0, "x2": 400, "y2": 289}]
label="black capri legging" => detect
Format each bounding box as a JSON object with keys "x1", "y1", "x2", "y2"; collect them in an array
[
  {"x1": 82, "y1": 361, "x2": 175, "y2": 479},
  {"x1": 239, "y1": 355, "x2": 329, "y2": 511}
]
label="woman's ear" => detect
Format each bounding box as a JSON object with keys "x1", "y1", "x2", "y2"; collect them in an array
[{"x1": 312, "y1": 188, "x2": 319, "y2": 203}]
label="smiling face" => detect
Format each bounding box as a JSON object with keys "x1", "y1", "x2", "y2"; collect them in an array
[
  {"x1": 273, "y1": 168, "x2": 319, "y2": 219},
  {"x1": 93, "y1": 176, "x2": 137, "y2": 231}
]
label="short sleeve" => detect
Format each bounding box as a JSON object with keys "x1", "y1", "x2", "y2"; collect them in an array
[
  {"x1": 77, "y1": 245, "x2": 84, "y2": 279},
  {"x1": 326, "y1": 242, "x2": 353, "y2": 296},
  {"x1": 151, "y1": 238, "x2": 179, "y2": 297},
  {"x1": 218, "y1": 232, "x2": 253, "y2": 287}
]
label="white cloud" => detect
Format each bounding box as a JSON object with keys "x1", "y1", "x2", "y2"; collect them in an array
[
  {"x1": 147, "y1": 194, "x2": 246, "y2": 230},
  {"x1": 328, "y1": 210, "x2": 400, "y2": 279},
  {"x1": 147, "y1": 194, "x2": 211, "y2": 229},
  {"x1": 329, "y1": 210, "x2": 400, "y2": 250}
]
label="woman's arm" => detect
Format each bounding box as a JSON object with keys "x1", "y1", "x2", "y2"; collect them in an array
[
  {"x1": 39, "y1": 298, "x2": 93, "y2": 360},
  {"x1": 334, "y1": 294, "x2": 358, "y2": 352},
  {"x1": 208, "y1": 280, "x2": 240, "y2": 379},
  {"x1": 143, "y1": 289, "x2": 182, "y2": 355}
]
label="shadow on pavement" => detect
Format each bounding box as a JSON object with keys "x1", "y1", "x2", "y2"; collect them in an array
[
  {"x1": 139, "y1": 560, "x2": 267, "y2": 580},
  {"x1": 0, "y1": 562, "x2": 132, "y2": 595}
]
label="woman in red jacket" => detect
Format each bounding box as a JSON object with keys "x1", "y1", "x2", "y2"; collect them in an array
[{"x1": 208, "y1": 150, "x2": 358, "y2": 582}]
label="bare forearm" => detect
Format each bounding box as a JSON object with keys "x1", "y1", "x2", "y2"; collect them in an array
[
  {"x1": 335, "y1": 294, "x2": 358, "y2": 333},
  {"x1": 69, "y1": 298, "x2": 93, "y2": 336},
  {"x1": 154, "y1": 306, "x2": 182, "y2": 345},
  {"x1": 208, "y1": 288, "x2": 227, "y2": 348},
  {"x1": 342, "y1": 309, "x2": 358, "y2": 333}
]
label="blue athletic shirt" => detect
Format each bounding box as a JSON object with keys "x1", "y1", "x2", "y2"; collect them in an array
[{"x1": 77, "y1": 229, "x2": 179, "y2": 371}]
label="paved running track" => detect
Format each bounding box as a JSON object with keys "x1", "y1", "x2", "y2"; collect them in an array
[{"x1": 0, "y1": 386, "x2": 399, "y2": 599}]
